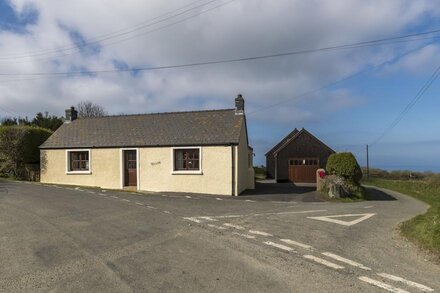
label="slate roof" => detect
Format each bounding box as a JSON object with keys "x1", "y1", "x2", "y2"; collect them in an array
[
  {"x1": 265, "y1": 128, "x2": 299, "y2": 155},
  {"x1": 40, "y1": 109, "x2": 244, "y2": 149},
  {"x1": 265, "y1": 128, "x2": 335, "y2": 156}
]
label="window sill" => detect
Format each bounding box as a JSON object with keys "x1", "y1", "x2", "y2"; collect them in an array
[
  {"x1": 172, "y1": 170, "x2": 203, "y2": 175},
  {"x1": 66, "y1": 171, "x2": 92, "y2": 175}
]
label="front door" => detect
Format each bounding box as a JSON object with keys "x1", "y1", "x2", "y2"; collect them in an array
[{"x1": 124, "y1": 150, "x2": 137, "y2": 187}]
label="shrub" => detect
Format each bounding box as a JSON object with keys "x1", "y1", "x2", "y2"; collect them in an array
[
  {"x1": 326, "y1": 152, "x2": 362, "y2": 183},
  {"x1": 0, "y1": 126, "x2": 52, "y2": 178}
]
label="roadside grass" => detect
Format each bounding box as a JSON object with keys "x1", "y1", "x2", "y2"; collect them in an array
[{"x1": 363, "y1": 178, "x2": 440, "y2": 256}]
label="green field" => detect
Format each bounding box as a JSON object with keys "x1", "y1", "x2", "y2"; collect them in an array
[{"x1": 364, "y1": 178, "x2": 440, "y2": 256}]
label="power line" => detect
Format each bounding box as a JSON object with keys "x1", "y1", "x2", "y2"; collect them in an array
[
  {"x1": 0, "y1": 0, "x2": 220, "y2": 61},
  {"x1": 0, "y1": 0, "x2": 235, "y2": 65},
  {"x1": 1, "y1": 33, "x2": 438, "y2": 78},
  {"x1": 369, "y1": 62, "x2": 440, "y2": 147},
  {"x1": 245, "y1": 44, "x2": 430, "y2": 115}
]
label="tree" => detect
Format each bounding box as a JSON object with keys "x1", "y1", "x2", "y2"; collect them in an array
[
  {"x1": 31, "y1": 112, "x2": 63, "y2": 131},
  {"x1": 0, "y1": 126, "x2": 52, "y2": 178},
  {"x1": 76, "y1": 101, "x2": 107, "y2": 118}
]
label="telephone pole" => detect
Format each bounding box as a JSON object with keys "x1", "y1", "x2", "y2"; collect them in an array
[{"x1": 366, "y1": 144, "x2": 370, "y2": 179}]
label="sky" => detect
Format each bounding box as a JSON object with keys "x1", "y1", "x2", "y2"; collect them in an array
[{"x1": 0, "y1": 0, "x2": 439, "y2": 172}]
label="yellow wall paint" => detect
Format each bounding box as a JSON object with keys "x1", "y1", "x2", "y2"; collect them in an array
[
  {"x1": 40, "y1": 123, "x2": 254, "y2": 195},
  {"x1": 139, "y1": 146, "x2": 232, "y2": 195},
  {"x1": 40, "y1": 148, "x2": 121, "y2": 189}
]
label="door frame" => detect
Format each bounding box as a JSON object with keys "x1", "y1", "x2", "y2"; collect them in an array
[{"x1": 120, "y1": 148, "x2": 140, "y2": 190}]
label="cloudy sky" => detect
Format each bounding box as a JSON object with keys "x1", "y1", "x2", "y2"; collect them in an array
[{"x1": 1, "y1": 0, "x2": 440, "y2": 171}]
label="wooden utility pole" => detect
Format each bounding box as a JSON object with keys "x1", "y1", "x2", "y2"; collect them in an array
[{"x1": 366, "y1": 144, "x2": 370, "y2": 179}]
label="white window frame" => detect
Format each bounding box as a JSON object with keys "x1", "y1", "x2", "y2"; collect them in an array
[
  {"x1": 120, "y1": 148, "x2": 140, "y2": 190},
  {"x1": 66, "y1": 149, "x2": 92, "y2": 174},
  {"x1": 171, "y1": 147, "x2": 203, "y2": 175}
]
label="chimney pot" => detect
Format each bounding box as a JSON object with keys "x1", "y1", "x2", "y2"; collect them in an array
[
  {"x1": 65, "y1": 106, "x2": 78, "y2": 123},
  {"x1": 235, "y1": 94, "x2": 245, "y2": 115}
]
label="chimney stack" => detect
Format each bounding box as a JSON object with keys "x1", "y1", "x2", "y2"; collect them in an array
[
  {"x1": 235, "y1": 94, "x2": 245, "y2": 115},
  {"x1": 65, "y1": 106, "x2": 78, "y2": 123}
]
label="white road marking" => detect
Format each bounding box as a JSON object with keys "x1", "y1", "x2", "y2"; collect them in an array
[
  {"x1": 263, "y1": 241, "x2": 296, "y2": 252},
  {"x1": 249, "y1": 230, "x2": 273, "y2": 237},
  {"x1": 198, "y1": 216, "x2": 218, "y2": 222},
  {"x1": 161, "y1": 194, "x2": 167, "y2": 197},
  {"x1": 121, "y1": 199, "x2": 130, "y2": 202},
  {"x1": 223, "y1": 223, "x2": 245, "y2": 230},
  {"x1": 232, "y1": 232, "x2": 256, "y2": 239},
  {"x1": 245, "y1": 199, "x2": 256, "y2": 202},
  {"x1": 191, "y1": 210, "x2": 327, "y2": 220},
  {"x1": 184, "y1": 217, "x2": 201, "y2": 223},
  {"x1": 101, "y1": 190, "x2": 107, "y2": 193},
  {"x1": 185, "y1": 196, "x2": 192, "y2": 198},
  {"x1": 359, "y1": 276, "x2": 409, "y2": 293},
  {"x1": 135, "y1": 202, "x2": 144, "y2": 206},
  {"x1": 207, "y1": 224, "x2": 227, "y2": 230},
  {"x1": 163, "y1": 211, "x2": 171, "y2": 214},
  {"x1": 307, "y1": 213, "x2": 376, "y2": 226},
  {"x1": 111, "y1": 196, "x2": 118, "y2": 199},
  {"x1": 303, "y1": 255, "x2": 344, "y2": 270},
  {"x1": 216, "y1": 198, "x2": 223, "y2": 201},
  {"x1": 321, "y1": 252, "x2": 371, "y2": 270},
  {"x1": 75, "y1": 187, "x2": 81, "y2": 190},
  {"x1": 363, "y1": 205, "x2": 374, "y2": 209},
  {"x1": 146, "y1": 206, "x2": 157, "y2": 209},
  {"x1": 280, "y1": 239, "x2": 314, "y2": 251},
  {"x1": 377, "y1": 273, "x2": 434, "y2": 292}
]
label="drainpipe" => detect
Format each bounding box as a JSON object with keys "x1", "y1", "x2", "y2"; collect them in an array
[{"x1": 274, "y1": 153, "x2": 278, "y2": 182}]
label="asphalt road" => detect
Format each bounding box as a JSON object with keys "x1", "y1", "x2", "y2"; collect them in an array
[{"x1": 0, "y1": 179, "x2": 438, "y2": 292}]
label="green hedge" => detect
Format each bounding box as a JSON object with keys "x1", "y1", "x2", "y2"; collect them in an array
[
  {"x1": 0, "y1": 126, "x2": 52, "y2": 178},
  {"x1": 326, "y1": 152, "x2": 362, "y2": 183}
]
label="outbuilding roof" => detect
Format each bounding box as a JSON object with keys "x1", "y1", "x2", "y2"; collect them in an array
[{"x1": 40, "y1": 109, "x2": 244, "y2": 149}]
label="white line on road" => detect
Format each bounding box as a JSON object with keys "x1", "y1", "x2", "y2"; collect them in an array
[
  {"x1": 192, "y1": 210, "x2": 327, "y2": 220},
  {"x1": 264, "y1": 241, "x2": 296, "y2": 252},
  {"x1": 163, "y1": 211, "x2": 171, "y2": 214},
  {"x1": 135, "y1": 202, "x2": 144, "y2": 206},
  {"x1": 245, "y1": 199, "x2": 256, "y2": 202},
  {"x1": 185, "y1": 196, "x2": 192, "y2": 198},
  {"x1": 359, "y1": 276, "x2": 409, "y2": 293},
  {"x1": 184, "y1": 217, "x2": 201, "y2": 223},
  {"x1": 232, "y1": 232, "x2": 256, "y2": 239},
  {"x1": 364, "y1": 205, "x2": 374, "y2": 209},
  {"x1": 303, "y1": 255, "x2": 344, "y2": 270},
  {"x1": 121, "y1": 199, "x2": 130, "y2": 202},
  {"x1": 111, "y1": 196, "x2": 118, "y2": 199},
  {"x1": 101, "y1": 190, "x2": 107, "y2": 192},
  {"x1": 216, "y1": 198, "x2": 223, "y2": 201},
  {"x1": 146, "y1": 206, "x2": 157, "y2": 209},
  {"x1": 223, "y1": 223, "x2": 245, "y2": 230},
  {"x1": 377, "y1": 273, "x2": 434, "y2": 292},
  {"x1": 280, "y1": 239, "x2": 314, "y2": 251},
  {"x1": 207, "y1": 224, "x2": 227, "y2": 230},
  {"x1": 307, "y1": 213, "x2": 376, "y2": 226},
  {"x1": 322, "y1": 252, "x2": 371, "y2": 270},
  {"x1": 249, "y1": 230, "x2": 273, "y2": 237},
  {"x1": 198, "y1": 216, "x2": 218, "y2": 222}
]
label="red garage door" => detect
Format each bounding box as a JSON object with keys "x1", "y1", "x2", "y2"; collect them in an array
[{"x1": 288, "y1": 158, "x2": 319, "y2": 183}]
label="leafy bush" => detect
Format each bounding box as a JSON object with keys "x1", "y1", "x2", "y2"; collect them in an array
[
  {"x1": 326, "y1": 152, "x2": 362, "y2": 183},
  {"x1": 0, "y1": 126, "x2": 52, "y2": 178}
]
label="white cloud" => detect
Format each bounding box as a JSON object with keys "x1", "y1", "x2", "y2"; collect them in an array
[{"x1": 0, "y1": 0, "x2": 438, "y2": 127}]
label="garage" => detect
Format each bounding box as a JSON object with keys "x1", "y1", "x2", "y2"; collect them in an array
[
  {"x1": 288, "y1": 158, "x2": 319, "y2": 183},
  {"x1": 266, "y1": 128, "x2": 335, "y2": 183}
]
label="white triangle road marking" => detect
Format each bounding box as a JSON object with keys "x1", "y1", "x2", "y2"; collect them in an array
[{"x1": 307, "y1": 213, "x2": 376, "y2": 226}]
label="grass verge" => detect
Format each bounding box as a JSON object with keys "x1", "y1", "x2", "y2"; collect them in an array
[{"x1": 363, "y1": 178, "x2": 440, "y2": 256}]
